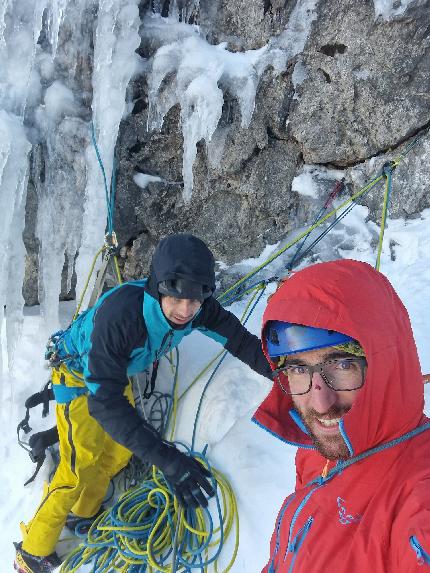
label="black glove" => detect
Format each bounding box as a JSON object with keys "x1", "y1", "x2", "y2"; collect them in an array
[{"x1": 149, "y1": 440, "x2": 215, "y2": 508}]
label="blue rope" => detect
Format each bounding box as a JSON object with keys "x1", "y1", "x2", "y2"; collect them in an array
[
  {"x1": 220, "y1": 277, "x2": 274, "y2": 306},
  {"x1": 91, "y1": 122, "x2": 117, "y2": 236},
  {"x1": 191, "y1": 286, "x2": 267, "y2": 450},
  {"x1": 288, "y1": 204, "x2": 326, "y2": 271}
]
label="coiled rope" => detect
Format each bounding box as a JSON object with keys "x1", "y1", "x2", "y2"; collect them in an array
[{"x1": 61, "y1": 452, "x2": 238, "y2": 573}]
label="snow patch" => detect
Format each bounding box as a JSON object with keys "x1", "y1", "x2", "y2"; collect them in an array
[
  {"x1": 353, "y1": 68, "x2": 371, "y2": 80},
  {"x1": 134, "y1": 172, "x2": 163, "y2": 188},
  {"x1": 373, "y1": 0, "x2": 414, "y2": 20},
  {"x1": 292, "y1": 165, "x2": 344, "y2": 199}
]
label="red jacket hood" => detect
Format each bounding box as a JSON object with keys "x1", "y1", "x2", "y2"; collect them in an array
[{"x1": 254, "y1": 259, "x2": 424, "y2": 457}]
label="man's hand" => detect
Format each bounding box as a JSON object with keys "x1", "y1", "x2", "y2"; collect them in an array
[{"x1": 149, "y1": 441, "x2": 215, "y2": 508}]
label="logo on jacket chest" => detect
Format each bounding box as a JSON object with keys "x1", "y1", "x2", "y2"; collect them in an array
[{"x1": 336, "y1": 497, "x2": 362, "y2": 525}]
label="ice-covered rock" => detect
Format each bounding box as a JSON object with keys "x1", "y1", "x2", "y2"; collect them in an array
[{"x1": 146, "y1": 0, "x2": 317, "y2": 201}]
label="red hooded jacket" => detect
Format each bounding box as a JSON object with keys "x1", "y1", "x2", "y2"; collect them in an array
[{"x1": 253, "y1": 260, "x2": 430, "y2": 572}]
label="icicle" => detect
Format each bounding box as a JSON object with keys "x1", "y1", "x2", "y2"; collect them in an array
[
  {"x1": 33, "y1": 0, "x2": 49, "y2": 45},
  {"x1": 75, "y1": 0, "x2": 141, "y2": 306},
  {"x1": 146, "y1": 24, "x2": 268, "y2": 201},
  {"x1": 0, "y1": 0, "x2": 12, "y2": 48},
  {"x1": 181, "y1": 72, "x2": 224, "y2": 201},
  {"x1": 36, "y1": 111, "x2": 88, "y2": 332},
  {"x1": 0, "y1": 0, "x2": 49, "y2": 399},
  {"x1": 169, "y1": 0, "x2": 180, "y2": 21},
  {"x1": 152, "y1": 0, "x2": 163, "y2": 14},
  {"x1": 47, "y1": 0, "x2": 70, "y2": 57},
  {"x1": 0, "y1": 111, "x2": 31, "y2": 401}
]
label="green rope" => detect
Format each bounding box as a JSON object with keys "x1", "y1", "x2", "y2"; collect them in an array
[
  {"x1": 218, "y1": 135, "x2": 422, "y2": 302},
  {"x1": 375, "y1": 164, "x2": 393, "y2": 271}
]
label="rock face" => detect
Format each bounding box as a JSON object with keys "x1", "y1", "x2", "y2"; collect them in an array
[
  {"x1": 289, "y1": 0, "x2": 430, "y2": 166},
  {"x1": 23, "y1": 0, "x2": 430, "y2": 302}
]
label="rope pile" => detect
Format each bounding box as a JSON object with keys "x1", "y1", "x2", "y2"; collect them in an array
[{"x1": 61, "y1": 456, "x2": 238, "y2": 573}]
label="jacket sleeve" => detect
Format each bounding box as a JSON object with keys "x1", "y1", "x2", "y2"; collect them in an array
[
  {"x1": 194, "y1": 297, "x2": 272, "y2": 379},
  {"x1": 83, "y1": 288, "x2": 161, "y2": 459}
]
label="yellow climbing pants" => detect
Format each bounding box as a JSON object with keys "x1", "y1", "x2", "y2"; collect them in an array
[{"x1": 21, "y1": 367, "x2": 133, "y2": 557}]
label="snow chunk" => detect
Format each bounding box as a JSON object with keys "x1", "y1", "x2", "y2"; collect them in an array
[
  {"x1": 134, "y1": 172, "x2": 163, "y2": 188},
  {"x1": 292, "y1": 166, "x2": 319, "y2": 198},
  {"x1": 373, "y1": 0, "x2": 414, "y2": 20},
  {"x1": 292, "y1": 165, "x2": 344, "y2": 199},
  {"x1": 44, "y1": 80, "x2": 76, "y2": 119}
]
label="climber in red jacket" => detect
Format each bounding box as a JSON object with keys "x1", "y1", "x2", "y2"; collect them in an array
[{"x1": 254, "y1": 259, "x2": 430, "y2": 572}]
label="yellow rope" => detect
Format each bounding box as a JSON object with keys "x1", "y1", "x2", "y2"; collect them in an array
[
  {"x1": 60, "y1": 461, "x2": 239, "y2": 573},
  {"x1": 219, "y1": 174, "x2": 385, "y2": 301},
  {"x1": 375, "y1": 169, "x2": 392, "y2": 271},
  {"x1": 73, "y1": 246, "x2": 106, "y2": 320}
]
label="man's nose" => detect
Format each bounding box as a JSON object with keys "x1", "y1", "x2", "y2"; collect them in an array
[
  {"x1": 308, "y1": 371, "x2": 338, "y2": 413},
  {"x1": 178, "y1": 300, "x2": 193, "y2": 316}
]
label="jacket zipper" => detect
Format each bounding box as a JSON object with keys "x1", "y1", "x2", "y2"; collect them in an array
[
  {"x1": 156, "y1": 330, "x2": 174, "y2": 361},
  {"x1": 410, "y1": 536, "x2": 430, "y2": 566},
  {"x1": 273, "y1": 482, "x2": 322, "y2": 572},
  {"x1": 285, "y1": 516, "x2": 313, "y2": 573},
  {"x1": 267, "y1": 494, "x2": 297, "y2": 573}
]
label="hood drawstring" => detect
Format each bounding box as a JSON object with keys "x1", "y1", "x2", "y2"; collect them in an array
[{"x1": 321, "y1": 459, "x2": 330, "y2": 478}]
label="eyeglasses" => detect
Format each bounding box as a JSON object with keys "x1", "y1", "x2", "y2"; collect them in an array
[{"x1": 272, "y1": 356, "x2": 367, "y2": 396}]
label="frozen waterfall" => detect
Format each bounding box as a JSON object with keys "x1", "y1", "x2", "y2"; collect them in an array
[
  {"x1": 0, "y1": 0, "x2": 140, "y2": 404},
  {"x1": 75, "y1": 0, "x2": 141, "y2": 307}
]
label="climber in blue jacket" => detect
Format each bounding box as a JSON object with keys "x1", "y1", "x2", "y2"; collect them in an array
[{"x1": 16, "y1": 233, "x2": 271, "y2": 573}]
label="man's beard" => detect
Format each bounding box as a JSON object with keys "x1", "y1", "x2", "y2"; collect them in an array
[{"x1": 295, "y1": 404, "x2": 351, "y2": 460}]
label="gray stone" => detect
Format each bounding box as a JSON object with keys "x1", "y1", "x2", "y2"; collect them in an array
[{"x1": 288, "y1": 0, "x2": 430, "y2": 165}]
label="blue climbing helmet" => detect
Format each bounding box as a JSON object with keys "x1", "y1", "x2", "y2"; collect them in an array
[{"x1": 266, "y1": 321, "x2": 354, "y2": 358}]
